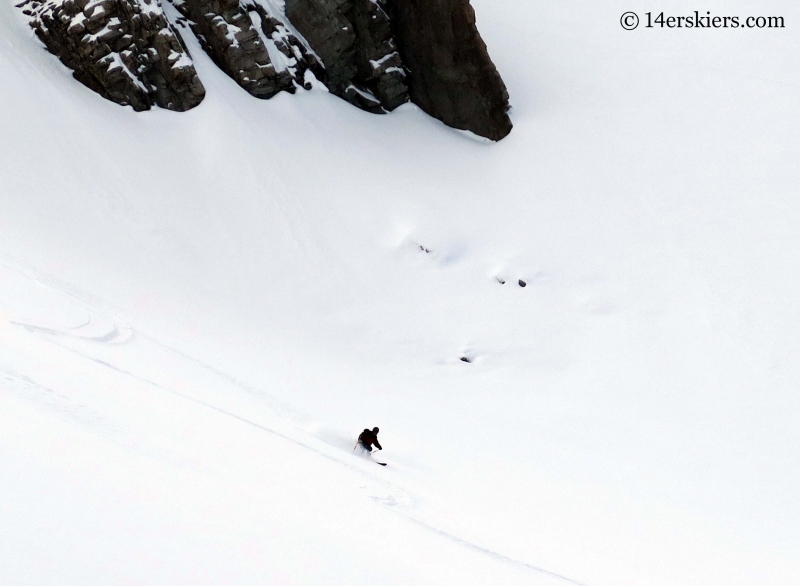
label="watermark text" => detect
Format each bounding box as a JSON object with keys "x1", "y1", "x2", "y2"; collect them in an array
[{"x1": 621, "y1": 11, "x2": 785, "y2": 30}]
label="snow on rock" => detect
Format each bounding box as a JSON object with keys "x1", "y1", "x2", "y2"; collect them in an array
[
  {"x1": 170, "y1": 0, "x2": 322, "y2": 99},
  {"x1": 248, "y1": 0, "x2": 326, "y2": 88},
  {"x1": 19, "y1": 0, "x2": 206, "y2": 111},
  {"x1": 284, "y1": 0, "x2": 408, "y2": 113}
]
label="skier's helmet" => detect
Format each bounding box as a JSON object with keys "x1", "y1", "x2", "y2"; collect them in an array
[{"x1": 373, "y1": 427, "x2": 379, "y2": 434}]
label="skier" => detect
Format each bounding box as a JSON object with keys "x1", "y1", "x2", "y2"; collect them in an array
[{"x1": 357, "y1": 427, "x2": 382, "y2": 453}]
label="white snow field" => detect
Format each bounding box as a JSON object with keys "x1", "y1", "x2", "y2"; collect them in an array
[{"x1": 1, "y1": 1, "x2": 799, "y2": 585}]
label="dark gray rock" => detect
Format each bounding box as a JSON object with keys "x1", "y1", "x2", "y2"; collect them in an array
[
  {"x1": 347, "y1": 0, "x2": 407, "y2": 110},
  {"x1": 284, "y1": 0, "x2": 356, "y2": 91},
  {"x1": 246, "y1": 2, "x2": 325, "y2": 91},
  {"x1": 17, "y1": 0, "x2": 512, "y2": 140},
  {"x1": 284, "y1": 0, "x2": 408, "y2": 112},
  {"x1": 20, "y1": 0, "x2": 206, "y2": 111},
  {"x1": 385, "y1": 0, "x2": 512, "y2": 140},
  {"x1": 171, "y1": 0, "x2": 322, "y2": 99}
]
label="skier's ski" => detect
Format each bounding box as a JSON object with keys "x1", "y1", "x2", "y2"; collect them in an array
[{"x1": 375, "y1": 461, "x2": 387, "y2": 466}]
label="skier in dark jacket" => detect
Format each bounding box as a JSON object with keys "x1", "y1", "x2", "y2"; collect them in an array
[{"x1": 358, "y1": 427, "x2": 382, "y2": 453}]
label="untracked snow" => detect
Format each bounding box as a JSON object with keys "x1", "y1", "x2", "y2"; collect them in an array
[{"x1": 1, "y1": 1, "x2": 799, "y2": 585}]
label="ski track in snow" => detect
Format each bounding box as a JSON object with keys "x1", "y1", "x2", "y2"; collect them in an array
[
  {"x1": 0, "y1": 367, "x2": 121, "y2": 436},
  {"x1": 38, "y1": 327, "x2": 588, "y2": 584},
  {"x1": 1, "y1": 260, "x2": 588, "y2": 585},
  {"x1": 91, "y1": 353, "x2": 588, "y2": 586},
  {"x1": 398, "y1": 515, "x2": 589, "y2": 586},
  {"x1": 10, "y1": 318, "x2": 133, "y2": 344}
]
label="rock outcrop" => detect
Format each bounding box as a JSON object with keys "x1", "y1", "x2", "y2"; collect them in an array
[
  {"x1": 386, "y1": 0, "x2": 512, "y2": 141},
  {"x1": 346, "y1": 0, "x2": 407, "y2": 110},
  {"x1": 284, "y1": 0, "x2": 408, "y2": 112},
  {"x1": 245, "y1": 2, "x2": 326, "y2": 89},
  {"x1": 19, "y1": 0, "x2": 206, "y2": 111},
  {"x1": 171, "y1": 0, "x2": 323, "y2": 99},
  {"x1": 18, "y1": 0, "x2": 512, "y2": 139}
]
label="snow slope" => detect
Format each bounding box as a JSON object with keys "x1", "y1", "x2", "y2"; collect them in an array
[{"x1": 1, "y1": 1, "x2": 799, "y2": 585}]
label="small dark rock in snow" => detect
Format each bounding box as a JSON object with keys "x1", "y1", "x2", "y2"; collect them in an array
[
  {"x1": 496, "y1": 277, "x2": 506, "y2": 284},
  {"x1": 518, "y1": 279, "x2": 527, "y2": 287},
  {"x1": 460, "y1": 356, "x2": 471, "y2": 363}
]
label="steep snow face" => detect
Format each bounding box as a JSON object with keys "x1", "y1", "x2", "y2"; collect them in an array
[{"x1": 1, "y1": 1, "x2": 799, "y2": 586}]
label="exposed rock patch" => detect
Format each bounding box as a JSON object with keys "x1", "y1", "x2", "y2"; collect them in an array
[
  {"x1": 345, "y1": 0, "x2": 408, "y2": 110},
  {"x1": 386, "y1": 0, "x2": 512, "y2": 140},
  {"x1": 245, "y1": 2, "x2": 325, "y2": 89},
  {"x1": 171, "y1": 0, "x2": 322, "y2": 99},
  {"x1": 284, "y1": 0, "x2": 408, "y2": 112},
  {"x1": 19, "y1": 0, "x2": 205, "y2": 111}
]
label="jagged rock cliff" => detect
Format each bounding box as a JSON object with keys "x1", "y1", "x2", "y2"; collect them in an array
[
  {"x1": 19, "y1": 0, "x2": 205, "y2": 111},
  {"x1": 18, "y1": 0, "x2": 512, "y2": 139}
]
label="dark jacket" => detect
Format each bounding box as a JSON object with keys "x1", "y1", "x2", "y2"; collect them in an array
[{"x1": 358, "y1": 429, "x2": 382, "y2": 450}]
